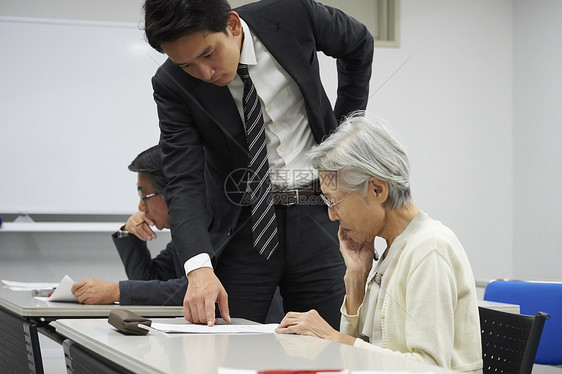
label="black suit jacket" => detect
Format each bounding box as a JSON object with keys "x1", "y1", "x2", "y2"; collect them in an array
[
  {"x1": 152, "y1": 0, "x2": 374, "y2": 265},
  {"x1": 113, "y1": 233, "x2": 186, "y2": 305}
]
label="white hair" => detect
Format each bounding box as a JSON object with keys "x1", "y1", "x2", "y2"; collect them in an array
[{"x1": 307, "y1": 111, "x2": 412, "y2": 209}]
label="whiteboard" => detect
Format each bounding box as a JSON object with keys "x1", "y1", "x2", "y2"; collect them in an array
[{"x1": 0, "y1": 17, "x2": 167, "y2": 214}]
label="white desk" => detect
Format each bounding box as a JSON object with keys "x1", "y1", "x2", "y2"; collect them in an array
[
  {"x1": 0, "y1": 288, "x2": 519, "y2": 373},
  {"x1": 0, "y1": 287, "x2": 182, "y2": 373},
  {"x1": 0, "y1": 288, "x2": 518, "y2": 319},
  {"x1": 56, "y1": 317, "x2": 459, "y2": 374},
  {"x1": 478, "y1": 299, "x2": 520, "y2": 314},
  {"x1": 0, "y1": 287, "x2": 183, "y2": 319}
]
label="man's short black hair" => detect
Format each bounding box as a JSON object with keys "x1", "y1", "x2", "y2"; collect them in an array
[
  {"x1": 144, "y1": 0, "x2": 232, "y2": 53},
  {"x1": 128, "y1": 145, "x2": 167, "y2": 196}
]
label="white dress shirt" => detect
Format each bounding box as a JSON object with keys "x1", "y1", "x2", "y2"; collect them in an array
[{"x1": 185, "y1": 19, "x2": 318, "y2": 276}]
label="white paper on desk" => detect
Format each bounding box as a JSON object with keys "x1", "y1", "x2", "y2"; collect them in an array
[
  {"x1": 47, "y1": 275, "x2": 78, "y2": 302},
  {"x1": 150, "y1": 322, "x2": 279, "y2": 334},
  {"x1": 218, "y1": 369, "x2": 349, "y2": 374},
  {"x1": 218, "y1": 370, "x2": 433, "y2": 374},
  {"x1": 1, "y1": 279, "x2": 59, "y2": 291}
]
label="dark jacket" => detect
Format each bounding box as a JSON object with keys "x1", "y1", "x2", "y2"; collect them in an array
[
  {"x1": 152, "y1": 0, "x2": 374, "y2": 264},
  {"x1": 112, "y1": 233, "x2": 186, "y2": 306}
]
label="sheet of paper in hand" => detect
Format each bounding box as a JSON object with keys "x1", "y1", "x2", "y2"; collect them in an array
[{"x1": 47, "y1": 275, "x2": 78, "y2": 302}]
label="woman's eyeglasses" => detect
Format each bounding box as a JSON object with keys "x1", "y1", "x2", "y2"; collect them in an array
[{"x1": 319, "y1": 192, "x2": 349, "y2": 211}]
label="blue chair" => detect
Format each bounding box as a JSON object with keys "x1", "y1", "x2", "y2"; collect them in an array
[{"x1": 484, "y1": 280, "x2": 562, "y2": 365}]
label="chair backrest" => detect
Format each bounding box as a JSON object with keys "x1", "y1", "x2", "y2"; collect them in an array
[
  {"x1": 484, "y1": 280, "x2": 562, "y2": 364},
  {"x1": 479, "y1": 307, "x2": 549, "y2": 374}
]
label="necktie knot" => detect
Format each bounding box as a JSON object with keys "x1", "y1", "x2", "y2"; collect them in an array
[{"x1": 237, "y1": 64, "x2": 250, "y2": 80}]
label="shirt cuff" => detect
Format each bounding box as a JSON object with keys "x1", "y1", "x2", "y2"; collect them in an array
[
  {"x1": 340, "y1": 294, "x2": 363, "y2": 318},
  {"x1": 183, "y1": 253, "x2": 213, "y2": 276}
]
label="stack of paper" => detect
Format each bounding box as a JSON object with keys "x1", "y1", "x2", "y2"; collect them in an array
[
  {"x1": 218, "y1": 370, "x2": 434, "y2": 374},
  {"x1": 149, "y1": 323, "x2": 279, "y2": 334},
  {"x1": 2, "y1": 275, "x2": 78, "y2": 302},
  {"x1": 1, "y1": 279, "x2": 58, "y2": 291}
]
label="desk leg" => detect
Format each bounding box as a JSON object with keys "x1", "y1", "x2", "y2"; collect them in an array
[
  {"x1": 0, "y1": 307, "x2": 44, "y2": 374},
  {"x1": 63, "y1": 339, "x2": 134, "y2": 374}
]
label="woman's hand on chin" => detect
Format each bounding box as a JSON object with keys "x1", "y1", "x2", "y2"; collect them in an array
[{"x1": 338, "y1": 226, "x2": 374, "y2": 275}]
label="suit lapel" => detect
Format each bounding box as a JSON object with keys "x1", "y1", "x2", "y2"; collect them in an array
[
  {"x1": 192, "y1": 82, "x2": 248, "y2": 155},
  {"x1": 240, "y1": 9, "x2": 323, "y2": 136}
]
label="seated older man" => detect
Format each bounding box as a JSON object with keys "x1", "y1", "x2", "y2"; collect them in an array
[{"x1": 72, "y1": 145, "x2": 186, "y2": 306}]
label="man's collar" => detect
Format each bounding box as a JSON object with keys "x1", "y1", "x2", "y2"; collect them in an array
[{"x1": 239, "y1": 18, "x2": 257, "y2": 67}]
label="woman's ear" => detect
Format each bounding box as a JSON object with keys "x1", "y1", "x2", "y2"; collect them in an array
[{"x1": 369, "y1": 177, "x2": 388, "y2": 202}]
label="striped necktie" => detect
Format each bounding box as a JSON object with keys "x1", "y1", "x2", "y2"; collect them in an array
[{"x1": 237, "y1": 64, "x2": 279, "y2": 259}]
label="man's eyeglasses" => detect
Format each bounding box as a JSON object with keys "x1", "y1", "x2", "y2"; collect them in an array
[
  {"x1": 319, "y1": 192, "x2": 349, "y2": 211},
  {"x1": 139, "y1": 191, "x2": 158, "y2": 205}
]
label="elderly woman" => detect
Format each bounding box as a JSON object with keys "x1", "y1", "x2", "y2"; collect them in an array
[{"x1": 275, "y1": 113, "x2": 482, "y2": 373}]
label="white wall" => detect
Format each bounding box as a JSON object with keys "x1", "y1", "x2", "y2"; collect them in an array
[
  {"x1": 1, "y1": 0, "x2": 561, "y2": 283},
  {"x1": 321, "y1": 0, "x2": 515, "y2": 281},
  {"x1": 513, "y1": 0, "x2": 562, "y2": 281},
  {"x1": 0, "y1": 0, "x2": 144, "y2": 23},
  {"x1": 372, "y1": 1, "x2": 515, "y2": 282}
]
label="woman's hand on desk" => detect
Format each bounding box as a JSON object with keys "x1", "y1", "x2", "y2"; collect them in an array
[
  {"x1": 275, "y1": 310, "x2": 356, "y2": 346},
  {"x1": 124, "y1": 211, "x2": 156, "y2": 241},
  {"x1": 71, "y1": 279, "x2": 120, "y2": 304}
]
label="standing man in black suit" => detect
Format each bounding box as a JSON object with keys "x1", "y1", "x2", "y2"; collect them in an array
[{"x1": 143, "y1": 0, "x2": 374, "y2": 327}]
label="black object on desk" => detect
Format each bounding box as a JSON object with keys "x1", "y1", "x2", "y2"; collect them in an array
[{"x1": 108, "y1": 309, "x2": 152, "y2": 336}]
